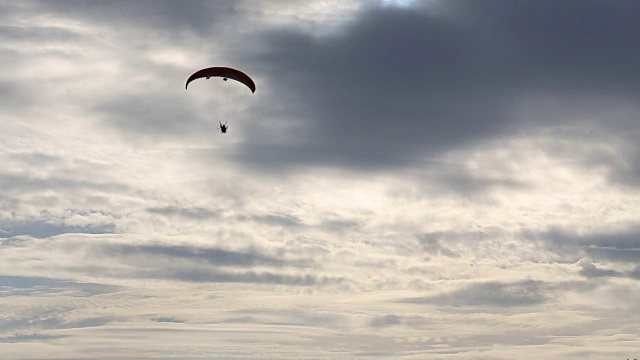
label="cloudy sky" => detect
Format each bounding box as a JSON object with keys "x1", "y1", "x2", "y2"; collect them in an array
[{"x1": 2, "y1": 0, "x2": 640, "y2": 359}]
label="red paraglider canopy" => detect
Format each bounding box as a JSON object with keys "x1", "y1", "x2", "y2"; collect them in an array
[{"x1": 185, "y1": 67, "x2": 256, "y2": 93}]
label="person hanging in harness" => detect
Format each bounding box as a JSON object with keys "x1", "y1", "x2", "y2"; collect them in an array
[{"x1": 218, "y1": 121, "x2": 228, "y2": 134}]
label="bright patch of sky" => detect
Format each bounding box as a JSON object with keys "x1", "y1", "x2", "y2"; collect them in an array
[{"x1": 380, "y1": 0, "x2": 419, "y2": 7}]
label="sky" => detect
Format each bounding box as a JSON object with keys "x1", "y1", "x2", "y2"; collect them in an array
[{"x1": 1, "y1": 0, "x2": 640, "y2": 359}]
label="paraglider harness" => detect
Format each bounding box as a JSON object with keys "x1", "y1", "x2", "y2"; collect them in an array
[{"x1": 218, "y1": 121, "x2": 228, "y2": 134}]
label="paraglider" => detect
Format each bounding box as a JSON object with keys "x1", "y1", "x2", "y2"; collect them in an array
[
  {"x1": 186, "y1": 67, "x2": 256, "y2": 93},
  {"x1": 185, "y1": 66, "x2": 256, "y2": 134}
]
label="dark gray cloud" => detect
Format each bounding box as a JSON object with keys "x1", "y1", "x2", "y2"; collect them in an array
[
  {"x1": 106, "y1": 243, "x2": 287, "y2": 268},
  {"x1": 579, "y1": 262, "x2": 623, "y2": 279},
  {"x1": 529, "y1": 226, "x2": 640, "y2": 264},
  {"x1": 0, "y1": 219, "x2": 115, "y2": 239},
  {"x1": 94, "y1": 243, "x2": 338, "y2": 286},
  {"x1": 599, "y1": 141, "x2": 640, "y2": 188},
  {"x1": 0, "y1": 275, "x2": 121, "y2": 297},
  {"x1": 245, "y1": 213, "x2": 302, "y2": 228},
  {"x1": 0, "y1": 334, "x2": 67, "y2": 343},
  {"x1": 160, "y1": 268, "x2": 339, "y2": 286},
  {"x1": 416, "y1": 231, "x2": 461, "y2": 257},
  {"x1": 0, "y1": 2, "x2": 19, "y2": 22},
  {"x1": 370, "y1": 314, "x2": 402, "y2": 328},
  {"x1": 233, "y1": 0, "x2": 640, "y2": 177},
  {"x1": 146, "y1": 206, "x2": 222, "y2": 220},
  {"x1": 147, "y1": 207, "x2": 303, "y2": 228},
  {"x1": 0, "y1": 79, "x2": 30, "y2": 113},
  {"x1": 579, "y1": 261, "x2": 640, "y2": 282},
  {"x1": 153, "y1": 316, "x2": 184, "y2": 323},
  {"x1": 317, "y1": 218, "x2": 361, "y2": 233},
  {"x1": 628, "y1": 266, "x2": 640, "y2": 280},
  {"x1": 403, "y1": 280, "x2": 549, "y2": 307}
]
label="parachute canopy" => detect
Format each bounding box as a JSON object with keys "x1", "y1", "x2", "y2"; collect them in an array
[{"x1": 185, "y1": 67, "x2": 256, "y2": 93}]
